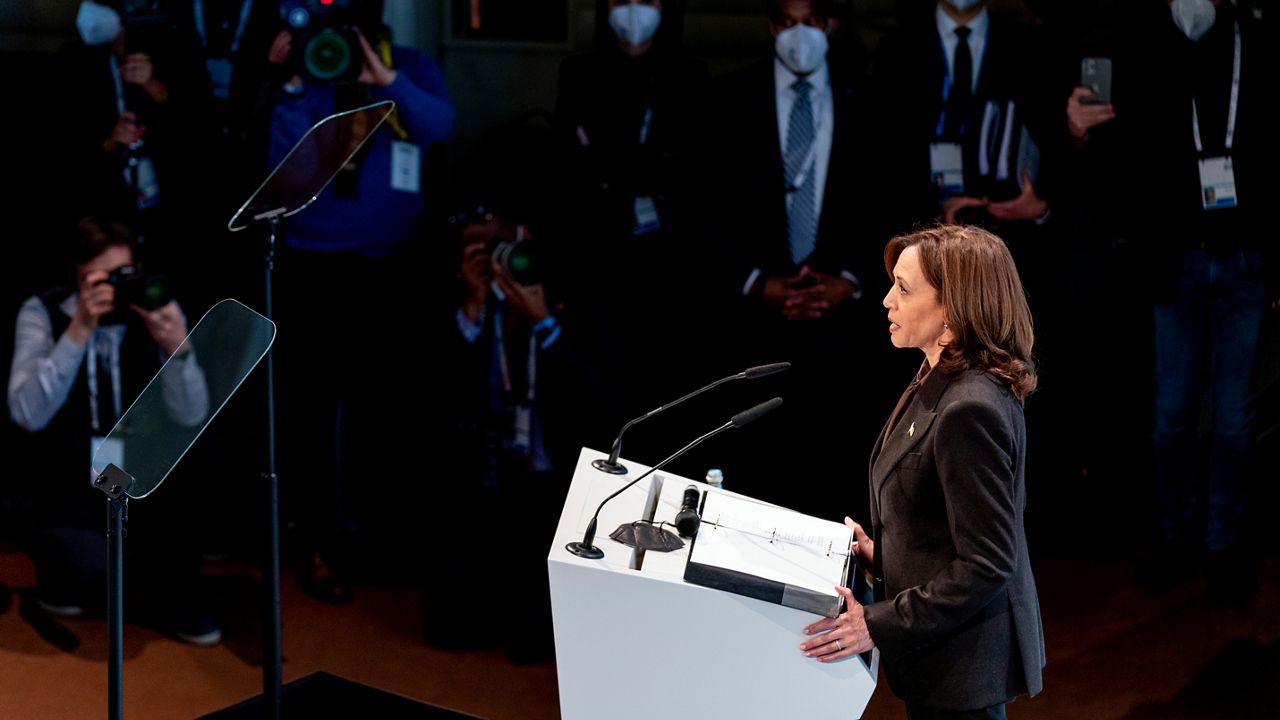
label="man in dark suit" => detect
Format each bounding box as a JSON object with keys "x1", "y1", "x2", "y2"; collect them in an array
[
  {"x1": 873, "y1": 0, "x2": 1073, "y2": 539},
  {"x1": 428, "y1": 208, "x2": 601, "y2": 662},
  {"x1": 873, "y1": 0, "x2": 1062, "y2": 235},
  {"x1": 552, "y1": 0, "x2": 711, "y2": 464},
  {"x1": 702, "y1": 0, "x2": 890, "y2": 518}
]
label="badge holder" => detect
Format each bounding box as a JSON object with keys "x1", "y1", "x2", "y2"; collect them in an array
[
  {"x1": 92, "y1": 300, "x2": 276, "y2": 720},
  {"x1": 226, "y1": 100, "x2": 394, "y2": 720}
]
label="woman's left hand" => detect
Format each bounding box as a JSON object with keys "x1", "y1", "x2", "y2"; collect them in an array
[
  {"x1": 132, "y1": 301, "x2": 187, "y2": 357},
  {"x1": 492, "y1": 265, "x2": 550, "y2": 324},
  {"x1": 799, "y1": 586, "x2": 875, "y2": 662},
  {"x1": 941, "y1": 194, "x2": 987, "y2": 225},
  {"x1": 356, "y1": 29, "x2": 397, "y2": 87}
]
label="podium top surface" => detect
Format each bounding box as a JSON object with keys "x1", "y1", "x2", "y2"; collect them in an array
[
  {"x1": 549, "y1": 449, "x2": 849, "y2": 596},
  {"x1": 550, "y1": 448, "x2": 706, "y2": 580}
]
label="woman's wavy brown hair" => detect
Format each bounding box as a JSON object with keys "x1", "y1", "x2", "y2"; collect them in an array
[{"x1": 884, "y1": 225, "x2": 1037, "y2": 402}]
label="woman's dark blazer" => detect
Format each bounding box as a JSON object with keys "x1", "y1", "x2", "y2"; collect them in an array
[{"x1": 862, "y1": 367, "x2": 1045, "y2": 710}]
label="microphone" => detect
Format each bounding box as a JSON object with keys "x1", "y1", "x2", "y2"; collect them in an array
[
  {"x1": 592, "y1": 363, "x2": 790, "y2": 475},
  {"x1": 732, "y1": 396, "x2": 783, "y2": 427},
  {"x1": 568, "y1": 397, "x2": 782, "y2": 559},
  {"x1": 673, "y1": 485, "x2": 702, "y2": 538}
]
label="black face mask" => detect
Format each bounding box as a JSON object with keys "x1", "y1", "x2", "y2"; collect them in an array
[{"x1": 610, "y1": 522, "x2": 685, "y2": 552}]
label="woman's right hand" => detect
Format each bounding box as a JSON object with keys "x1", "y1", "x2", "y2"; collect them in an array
[
  {"x1": 1067, "y1": 86, "x2": 1116, "y2": 141},
  {"x1": 459, "y1": 241, "x2": 491, "y2": 323},
  {"x1": 460, "y1": 242, "x2": 492, "y2": 300},
  {"x1": 268, "y1": 30, "x2": 293, "y2": 65},
  {"x1": 846, "y1": 516, "x2": 874, "y2": 579},
  {"x1": 67, "y1": 271, "x2": 115, "y2": 345},
  {"x1": 120, "y1": 52, "x2": 167, "y2": 102},
  {"x1": 104, "y1": 111, "x2": 144, "y2": 153}
]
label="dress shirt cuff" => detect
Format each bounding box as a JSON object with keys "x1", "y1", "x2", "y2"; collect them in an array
[
  {"x1": 742, "y1": 269, "x2": 763, "y2": 297},
  {"x1": 164, "y1": 349, "x2": 201, "y2": 377},
  {"x1": 532, "y1": 315, "x2": 561, "y2": 350}
]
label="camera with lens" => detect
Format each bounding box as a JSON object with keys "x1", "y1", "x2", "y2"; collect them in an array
[
  {"x1": 280, "y1": 0, "x2": 383, "y2": 84},
  {"x1": 489, "y1": 237, "x2": 539, "y2": 287},
  {"x1": 451, "y1": 207, "x2": 542, "y2": 287},
  {"x1": 102, "y1": 265, "x2": 173, "y2": 316}
]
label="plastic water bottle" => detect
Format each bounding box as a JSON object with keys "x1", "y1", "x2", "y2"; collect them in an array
[{"x1": 705, "y1": 468, "x2": 724, "y2": 490}]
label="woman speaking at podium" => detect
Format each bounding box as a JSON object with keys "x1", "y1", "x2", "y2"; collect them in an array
[{"x1": 799, "y1": 225, "x2": 1045, "y2": 719}]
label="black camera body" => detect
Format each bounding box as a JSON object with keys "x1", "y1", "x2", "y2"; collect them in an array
[
  {"x1": 281, "y1": 0, "x2": 381, "y2": 84},
  {"x1": 103, "y1": 265, "x2": 172, "y2": 314},
  {"x1": 451, "y1": 208, "x2": 542, "y2": 287}
]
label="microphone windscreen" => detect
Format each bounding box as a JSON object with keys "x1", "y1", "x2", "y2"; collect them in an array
[
  {"x1": 731, "y1": 397, "x2": 783, "y2": 428},
  {"x1": 674, "y1": 485, "x2": 702, "y2": 537},
  {"x1": 743, "y1": 362, "x2": 791, "y2": 379}
]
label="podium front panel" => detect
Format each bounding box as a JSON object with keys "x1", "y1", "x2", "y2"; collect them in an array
[{"x1": 549, "y1": 449, "x2": 877, "y2": 720}]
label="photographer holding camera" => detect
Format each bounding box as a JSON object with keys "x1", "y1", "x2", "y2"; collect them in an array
[
  {"x1": 427, "y1": 207, "x2": 595, "y2": 662},
  {"x1": 264, "y1": 0, "x2": 456, "y2": 605},
  {"x1": 6, "y1": 216, "x2": 217, "y2": 645}
]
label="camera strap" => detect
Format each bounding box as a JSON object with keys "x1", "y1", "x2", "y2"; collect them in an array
[
  {"x1": 108, "y1": 54, "x2": 160, "y2": 209},
  {"x1": 374, "y1": 37, "x2": 409, "y2": 141},
  {"x1": 109, "y1": 54, "x2": 125, "y2": 116},
  {"x1": 490, "y1": 291, "x2": 538, "y2": 407},
  {"x1": 490, "y1": 297, "x2": 538, "y2": 457},
  {"x1": 86, "y1": 326, "x2": 125, "y2": 434}
]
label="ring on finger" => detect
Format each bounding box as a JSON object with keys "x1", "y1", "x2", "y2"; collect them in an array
[{"x1": 835, "y1": 639, "x2": 842, "y2": 652}]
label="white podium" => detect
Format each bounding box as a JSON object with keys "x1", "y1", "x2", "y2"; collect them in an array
[{"x1": 548, "y1": 448, "x2": 878, "y2": 720}]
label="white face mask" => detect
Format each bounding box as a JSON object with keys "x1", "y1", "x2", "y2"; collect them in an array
[
  {"x1": 609, "y1": 4, "x2": 662, "y2": 47},
  {"x1": 76, "y1": 1, "x2": 122, "y2": 47},
  {"x1": 944, "y1": 0, "x2": 984, "y2": 11},
  {"x1": 774, "y1": 24, "x2": 829, "y2": 76},
  {"x1": 1171, "y1": 0, "x2": 1217, "y2": 42}
]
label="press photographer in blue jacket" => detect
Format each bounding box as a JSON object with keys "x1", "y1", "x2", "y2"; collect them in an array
[{"x1": 264, "y1": 2, "x2": 456, "y2": 604}]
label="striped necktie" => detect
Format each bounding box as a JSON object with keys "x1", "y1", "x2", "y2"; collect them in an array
[{"x1": 785, "y1": 78, "x2": 817, "y2": 264}]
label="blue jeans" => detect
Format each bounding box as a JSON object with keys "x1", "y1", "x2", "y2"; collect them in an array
[{"x1": 1153, "y1": 250, "x2": 1264, "y2": 551}]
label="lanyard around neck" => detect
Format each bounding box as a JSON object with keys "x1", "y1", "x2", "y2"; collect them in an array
[
  {"x1": 491, "y1": 295, "x2": 538, "y2": 405},
  {"x1": 1192, "y1": 22, "x2": 1241, "y2": 154},
  {"x1": 193, "y1": 0, "x2": 254, "y2": 55},
  {"x1": 87, "y1": 330, "x2": 124, "y2": 434}
]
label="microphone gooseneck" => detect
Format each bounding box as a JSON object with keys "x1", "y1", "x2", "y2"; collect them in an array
[
  {"x1": 569, "y1": 397, "x2": 783, "y2": 559},
  {"x1": 591, "y1": 364, "x2": 790, "y2": 475}
]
